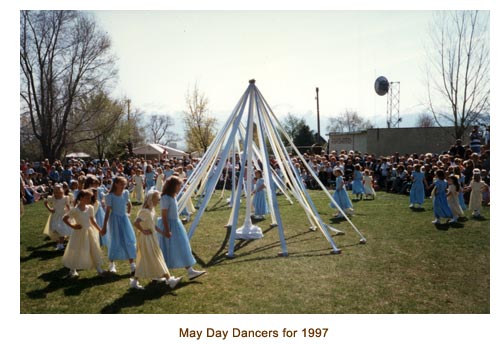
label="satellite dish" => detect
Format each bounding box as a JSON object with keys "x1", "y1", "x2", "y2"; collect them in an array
[{"x1": 374, "y1": 76, "x2": 389, "y2": 96}]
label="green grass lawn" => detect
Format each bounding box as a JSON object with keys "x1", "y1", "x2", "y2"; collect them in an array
[{"x1": 20, "y1": 190, "x2": 490, "y2": 314}]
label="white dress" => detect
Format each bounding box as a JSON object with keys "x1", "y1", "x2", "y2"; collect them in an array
[
  {"x1": 134, "y1": 175, "x2": 144, "y2": 201},
  {"x1": 43, "y1": 196, "x2": 73, "y2": 240},
  {"x1": 363, "y1": 175, "x2": 376, "y2": 196},
  {"x1": 62, "y1": 205, "x2": 103, "y2": 270}
]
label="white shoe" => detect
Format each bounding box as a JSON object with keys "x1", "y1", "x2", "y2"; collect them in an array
[
  {"x1": 69, "y1": 269, "x2": 79, "y2": 277},
  {"x1": 188, "y1": 269, "x2": 206, "y2": 280},
  {"x1": 167, "y1": 276, "x2": 183, "y2": 289},
  {"x1": 153, "y1": 277, "x2": 167, "y2": 282},
  {"x1": 129, "y1": 278, "x2": 144, "y2": 290},
  {"x1": 55, "y1": 243, "x2": 64, "y2": 251},
  {"x1": 449, "y1": 217, "x2": 458, "y2": 224},
  {"x1": 432, "y1": 219, "x2": 439, "y2": 224},
  {"x1": 109, "y1": 263, "x2": 117, "y2": 273},
  {"x1": 409, "y1": 204, "x2": 414, "y2": 208}
]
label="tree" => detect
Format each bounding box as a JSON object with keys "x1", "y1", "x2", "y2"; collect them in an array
[
  {"x1": 280, "y1": 113, "x2": 315, "y2": 147},
  {"x1": 327, "y1": 110, "x2": 373, "y2": 133},
  {"x1": 293, "y1": 123, "x2": 315, "y2": 147},
  {"x1": 416, "y1": 113, "x2": 436, "y2": 127},
  {"x1": 281, "y1": 113, "x2": 303, "y2": 141},
  {"x1": 425, "y1": 11, "x2": 489, "y2": 140},
  {"x1": 75, "y1": 93, "x2": 124, "y2": 160},
  {"x1": 183, "y1": 84, "x2": 216, "y2": 152},
  {"x1": 20, "y1": 10, "x2": 117, "y2": 161},
  {"x1": 148, "y1": 114, "x2": 180, "y2": 145}
]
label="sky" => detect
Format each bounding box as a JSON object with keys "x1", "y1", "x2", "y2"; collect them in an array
[{"x1": 93, "y1": 11, "x2": 440, "y2": 148}]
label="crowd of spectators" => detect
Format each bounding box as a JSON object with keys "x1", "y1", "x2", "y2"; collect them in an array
[{"x1": 20, "y1": 128, "x2": 490, "y2": 207}]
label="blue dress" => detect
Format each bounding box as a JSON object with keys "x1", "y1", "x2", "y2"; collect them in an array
[
  {"x1": 458, "y1": 175, "x2": 467, "y2": 210},
  {"x1": 164, "y1": 169, "x2": 174, "y2": 179},
  {"x1": 331, "y1": 176, "x2": 353, "y2": 210},
  {"x1": 157, "y1": 195, "x2": 196, "y2": 269},
  {"x1": 351, "y1": 170, "x2": 364, "y2": 196},
  {"x1": 409, "y1": 171, "x2": 425, "y2": 205},
  {"x1": 105, "y1": 190, "x2": 137, "y2": 260},
  {"x1": 145, "y1": 171, "x2": 156, "y2": 192},
  {"x1": 432, "y1": 179, "x2": 453, "y2": 219},
  {"x1": 95, "y1": 186, "x2": 110, "y2": 248},
  {"x1": 253, "y1": 178, "x2": 269, "y2": 216}
]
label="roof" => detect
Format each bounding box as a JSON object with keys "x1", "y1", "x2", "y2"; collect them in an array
[{"x1": 132, "y1": 143, "x2": 188, "y2": 157}]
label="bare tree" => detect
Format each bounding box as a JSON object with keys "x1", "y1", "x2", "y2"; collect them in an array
[
  {"x1": 327, "y1": 110, "x2": 373, "y2": 133},
  {"x1": 416, "y1": 113, "x2": 436, "y2": 127},
  {"x1": 183, "y1": 84, "x2": 216, "y2": 152},
  {"x1": 149, "y1": 114, "x2": 180, "y2": 145},
  {"x1": 20, "y1": 10, "x2": 117, "y2": 161},
  {"x1": 281, "y1": 113, "x2": 303, "y2": 140},
  {"x1": 425, "y1": 11, "x2": 489, "y2": 140}
]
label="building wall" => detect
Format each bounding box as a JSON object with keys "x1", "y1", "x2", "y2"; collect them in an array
[
  {"x1": 328, "y1": 127, "x2": 471, "y2": 156},
  {"x1": 328, "y1": 132, "x2": 368, "y2": 153}
]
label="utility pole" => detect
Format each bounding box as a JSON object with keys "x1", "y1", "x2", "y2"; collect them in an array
[
  {"x1": 127, "y1": 99, "x2": 132, "y2": 155},
  {"x1": 315, "y1": 87, "x2": 320, "y2": 144}
]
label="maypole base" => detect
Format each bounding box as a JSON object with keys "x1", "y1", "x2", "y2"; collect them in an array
[
  {"x1": 359, "y1": 238, "x2": 367, "y2": 244},
  {"x1": 277, "y1": 251, "x2": 288, "y2": 257},
  {"x1": 270, "y1": 223, "x2": 278, "y2": 228},
  {"x1": 330, "y1": 249, "x2": 342, "y2": 255},
  {"x1": 225, "y1": 253, "x2": 236, "y2": 259},
  {"x1": 235, "y1": 224, "x2": 264, "y2": 240}
]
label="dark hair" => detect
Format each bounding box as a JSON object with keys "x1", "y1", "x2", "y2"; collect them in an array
[
  {"x1": 436, "y1": 169, "x2": 446, "y2": 180},
  {"x1": 75, "y1": 189, "x2": 93, "y2": 203},
  {"x1": 84, "y1": 174, "x2": 99, "y2": 189},
  {"x1": 448, "y1": 175, "x2": 460, "y2": 191},
  {"x1": 162, "y1": 176, "x2": 183, "y2": 197}
]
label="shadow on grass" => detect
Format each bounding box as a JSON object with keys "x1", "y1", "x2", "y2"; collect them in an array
[
  {"x1": 434, "y1": 223, "x2": 450, "y2": 231},
  {"x1": 100, "y1": 280, "x2": 194, "y2": 314},
  {"x1": 207, "y1": 198, "x2": 231, "y2": 212},
  {"x1": 410, "y1": 207, "x2": 426, "y2": 212},
  {"x1": 329, "y1": 216, "x2": 347, "y2": 224},
  {"x1": 20, "y1": 246, "x2": 63, "y2": 263},
  {"x1": 471, "y1": 215, "x2": 488, "y2": 221},
  {"x1": 449, "y1": 222, "x2": 465, "y2": 229},
  {"x1": 26, "y1": 270, "x2": 129, "y2": 299}
]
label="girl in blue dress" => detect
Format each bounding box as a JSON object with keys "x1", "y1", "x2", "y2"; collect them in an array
[
  {"x1": 157, "y1": 176, "x2": 206, "y2": 280},
  {"x1": 330, "y1": 168, "x2": 354, "y2": 218},
  {"x1": 102, "y1": 176, "x2": 137, "y2": 274},
  {"x1": 252, "y1": 170, "x2": 269, "y2": 220},
  {"x1": 409, "y1": 165, "x2": 428, "y2": 208},
  {"x1": 351, "y1": 165, "x2": 364, "y2": 200},
  {"x1": 144, "y1": 165, "x2": 156, "y2": 192},
  {"x1": 454, "y1": 166, "x2": 467, "y2": 211},
  {"x1": 429, "y1": 170, "x2": 453, "y2": 224}
]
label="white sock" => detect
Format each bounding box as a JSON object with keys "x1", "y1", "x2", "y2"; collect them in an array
[
  {"x1": 187, "y1": 266, "x2": 194, "y2": 274},
  {"x1": 96, "y1": 266, "x2": 104, "y2": 274}
]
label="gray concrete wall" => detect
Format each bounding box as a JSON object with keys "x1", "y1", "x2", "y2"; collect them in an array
[
  {"x1": 328, "y1": 127, "x2": 470, "y2": 156},
  {"x1": 328, "y1": 132, "x2": 368, "y2": 153}
]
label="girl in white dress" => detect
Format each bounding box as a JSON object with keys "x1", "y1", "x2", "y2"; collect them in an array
[
  {"x1": 467, "y1": 169, "x2": 489, "y2": 218},
  {"x1": 43, "y1": 185, "x2": 72, "y2": 250},
  {"x1": 130, "y1": 190, "x2": 182, "y2": 290},
  {"x1": 62, "y1": 189, "x2": 105, "y2": 277},
  {"x1": 362, "y1": 169, "x2": 376, "y2": 200},
  {"x1": 446, "y1": 175, "x2": 464, "y2": 223},
  {"x1": 133, "y1": 168, "x2": 144, "y2": 203}
]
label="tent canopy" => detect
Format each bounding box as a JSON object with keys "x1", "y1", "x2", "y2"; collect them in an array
[
  {"x1": 65, "y1": 152, "x2": 90, "y2": 158},
  {"x1": 133, "y1": 143, "x2": 188, "y2": 159}
]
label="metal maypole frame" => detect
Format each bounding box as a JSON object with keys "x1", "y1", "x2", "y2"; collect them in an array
[{"x1": 177, "y1": 80, "x2": 366, "y2": 258}]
